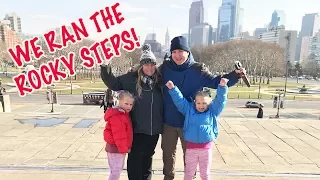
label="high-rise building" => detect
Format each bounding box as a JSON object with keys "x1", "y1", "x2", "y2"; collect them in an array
[
  {"x1": 190, "y1": 23, "x2": 213, "y2": 46},
  {"x1": 269, "y1": 10, "x2": 286, "y2": 28},
  {"x1": 231, "y1": 31, "x2": 256, "y2": 40},
  {"x1": 217, "y1": 0, "x2": 242, "y2": 42},
  {"x1": 145, "y1": 33, "x2": 156, "y2": 41},
  {"x1": 300, "y1": 36, "x2": 312, "y2": 63},
  {"x1": 309, "y1": 32, "x2": 320, "y2": 63},
  {"x1": 296, "y1": 13, "x2": 320, "y2": 61},
  {"x1": 212, "y1": 28, "x2": 217, "y2": 43},
  {"x1": 300, "y1": 33, "x2": 320, "y2": 64},
  {"x1": 259, "y1": 26, "x2": 297, "y2": 63},
  {"x1": 238, "y1": 8, "x2": 244, "y2": 35},
  {"x1": 165, "y1": 28, "x2": 170, "y2": 50},
  {"x1": 188, "y1": 0, "x2": 204, "y2": 45},
  {"x1": 4, "y1": 13, "x2": 22, "y2": 33},
  {"x1": 254, "y1": 28, "x2": 268, "y2": 38},
  {"x1": 0, "y1": 22, "x2": 21, "y2": 49},
  {"x1": 144, "y1": 33, "x2": 162, "y2": 58}
]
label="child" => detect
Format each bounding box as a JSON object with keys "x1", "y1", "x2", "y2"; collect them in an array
[
  {"x1": 166, "y1": 78, "x2": 229, "y2": 180},
  {"x1": 103, "y1": 91, "x2": 134, "y2": 180}
]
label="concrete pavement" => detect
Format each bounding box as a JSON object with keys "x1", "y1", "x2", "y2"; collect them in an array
[
  {"x1": 1, "y1": 170, "x2": 320, "y2": 180},
  {"x1": 1, "y1": 103, "x2": 320, "y2": 179}
]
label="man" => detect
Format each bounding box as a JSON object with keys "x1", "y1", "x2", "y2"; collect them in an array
[
  {"x1": 0, "y1": 79, "x2": 6, "y2": 112},
  {"x1": 160, "y1": 36, "x2": 245, "y2": 180}
]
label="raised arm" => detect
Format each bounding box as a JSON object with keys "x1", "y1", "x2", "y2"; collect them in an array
[
  {"x1": 100, "y1": 64, "x2": 134, "y2": 91},
  {"x1": 192, "y1": 63, "x2": 240, "y2": 89},
  {"x1": 166, "y1": 81, "x2": 190, "y2": 115},
  {"x1": 209, "y1": 81, "x2": 228, "y2": 117}
]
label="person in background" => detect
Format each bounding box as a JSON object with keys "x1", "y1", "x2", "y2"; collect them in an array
[
  {"x1": 0, "y1": 79, "x2": 6, "y2": 112},
  {"x1": 101, "y1": 89, "x2": 115, "y2": 113},
  {"x1": 257, "y1": 104, "x2": 264, "y2": 118}
]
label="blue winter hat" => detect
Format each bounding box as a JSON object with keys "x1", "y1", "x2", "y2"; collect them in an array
[{"x1": 170, "y1": 36, "x2": 190, "y2": 52}]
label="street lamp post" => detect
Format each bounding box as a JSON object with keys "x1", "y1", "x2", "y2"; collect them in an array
[
  {"x1": 284, "y1": 60, "x2": 290, "y2": 97},
  {"x1": 70, "y1": 75, "x2": 73, "y2": 94},
  {"x1": 283, "y1": 33, "x2": 291, "y2": 98},
  {"x1": 50, "y1": 84, "x2": 55, "y2": 113},
  {"x1": 275, "y1": 89, "x2": 284, "y2": 118}
]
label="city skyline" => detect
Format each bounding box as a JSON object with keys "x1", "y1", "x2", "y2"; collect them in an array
[{"x1": 0, "y1": 0, "x2": 320, "y2": 45}]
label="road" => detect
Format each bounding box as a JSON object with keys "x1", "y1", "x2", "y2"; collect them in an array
[
  {"x1": 7, "y1": 92, "x2": 320, "y2": 109},
  {"x1": 7, "y1": 93, "x2": 83, "y2": 104}
]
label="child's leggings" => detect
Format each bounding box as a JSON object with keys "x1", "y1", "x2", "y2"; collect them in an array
[
  {"x1": 107, "y1": 152, "x2": 126, "y2": 180},
  {"x1": 184, "y1": 148, "x2": 212, "y2": 180}
]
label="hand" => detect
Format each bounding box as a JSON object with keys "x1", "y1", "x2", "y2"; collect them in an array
[
  {"x1": 235, "y1": 67, "x2": 246, "y2": 75},
  {"x1": 220, "y1": 78, "x2": 229, "y2": 87},
  {"x1": 103, "y1": 59, "x2": 112, "y2": 65},
  {"x1": 166, "y1": 81, "x2": 175, "y2": 89},
  {"x1": 106, "y1": 65, "x2": 112, "y2": 74}
]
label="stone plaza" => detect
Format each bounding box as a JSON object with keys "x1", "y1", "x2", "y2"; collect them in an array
[{"x1": 1, "y1": 102, "x2": 320, "y2": 179}]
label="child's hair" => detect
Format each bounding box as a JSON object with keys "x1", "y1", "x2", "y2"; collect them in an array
[
  {"x1": 118, "y1": 90, "x2": 135, "y2": 101},
  {"x1": 194, "y1": 90, "x2": 211, "y2": 100}
]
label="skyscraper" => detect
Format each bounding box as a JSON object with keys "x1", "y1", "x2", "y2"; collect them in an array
[
  {"x1": 188, "y1": 0, "x2": 204, "y2": 45},
  {"x1": 145, "y1": 33, "x2": 156, "y2": 41},
  {"x1": 254, "y1": 28, "x2": 268, "y2": 38},
  {"x1": 238, "y1": 8, "x2": 244, "y2": 35},
  {"x1": 259, "y1": 26, "x2": 297, "y2": 63},
  {"x1": 296, "y1": 13, "x2": 320, "y2": 61},
  {"x1": 165, "y1": 27, "x2": 170, "y2": 50},
  {"x1": 269, "y1": 10, "x2": 286, "y2": 28},
  {"x1": 4, "y1": 13, "x2": 22, "y2": 33},
  {"x1": 217, "y1": 0, "x2": 242, "y2": 42},
  {"x1": 190, "y1": 23, "x2": 213, "y2": 46}
]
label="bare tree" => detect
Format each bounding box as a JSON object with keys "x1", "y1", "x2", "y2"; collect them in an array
[
  {"x1": 302, "y1": 57, "x2": 320, "y2": 78},
  {"x1": 0, "y1": 42, "x2": 11, "y2": 75},
  {"x1": 192, "y1": 40, "x2": 285, "y2": 84},
  {"x1": 124, "y1": 48, "x2": 141, "y2": 66}
]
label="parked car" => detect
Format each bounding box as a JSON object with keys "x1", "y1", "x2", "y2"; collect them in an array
[{"x1": 245, "y1": 101, "x2": 261, "y2": 108}]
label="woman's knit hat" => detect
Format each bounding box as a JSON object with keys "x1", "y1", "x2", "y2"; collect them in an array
[{"x1": 140, "y1": 44, "x2": 157, "y2": 65}]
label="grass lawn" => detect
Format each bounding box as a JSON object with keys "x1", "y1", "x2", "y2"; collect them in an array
[
  {"x1": 0, "y1": 67, "x2": 21, "y2": 73},
  {"x1": 3, "y1": 77, "x2": 320, "y2": 101},
  {"x1": 33, "y1": 88, "x2": 105, "y2": 95},
  {"x1": 56, "y1": 79, "x2": 106, "y2": 89},
  {"x1": 0, "y1": 76, "x2": 13, "y2": 83}
]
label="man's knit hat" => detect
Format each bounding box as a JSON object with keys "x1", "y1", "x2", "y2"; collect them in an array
[
  {"x1": 140, "y1": 44, "x2": 157, "y2": 65},
  {"x1": 170, "y1": 36, "x2": 190, "y2": 52}
]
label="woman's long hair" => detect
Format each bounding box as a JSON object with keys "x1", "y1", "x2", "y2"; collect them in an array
[{"x1": 135, "y1": 65, "x2": 161, "y2": 97}]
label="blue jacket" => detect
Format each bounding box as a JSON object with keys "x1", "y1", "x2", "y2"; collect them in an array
[
  {"x1": 168, "y1": 85, "x2": 227, "y2": 143},
  {"x1": 160, "y1": 53, "x2": 239, "y2": 128}
]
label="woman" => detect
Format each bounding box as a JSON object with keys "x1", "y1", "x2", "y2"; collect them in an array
[{"x1": 100, "y1": 44, "x2": 163, "y2": 180}]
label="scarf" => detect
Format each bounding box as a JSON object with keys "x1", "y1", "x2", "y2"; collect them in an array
[{"x1": 141, "y1": 74, "x2": 155, "y2": 89}]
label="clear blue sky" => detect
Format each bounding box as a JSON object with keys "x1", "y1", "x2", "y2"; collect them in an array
[{"x1": 1, "y1": 0, "x2": 319, "y2": 44}]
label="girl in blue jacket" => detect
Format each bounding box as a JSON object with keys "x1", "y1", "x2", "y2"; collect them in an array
[{"x1": 166, "y1": 78, "x2": 228, "y2": 180}]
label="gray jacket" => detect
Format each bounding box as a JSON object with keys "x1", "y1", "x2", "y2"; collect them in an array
[{"x1": 100, "y1": 65, "x2": 163, "y2": 135}]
